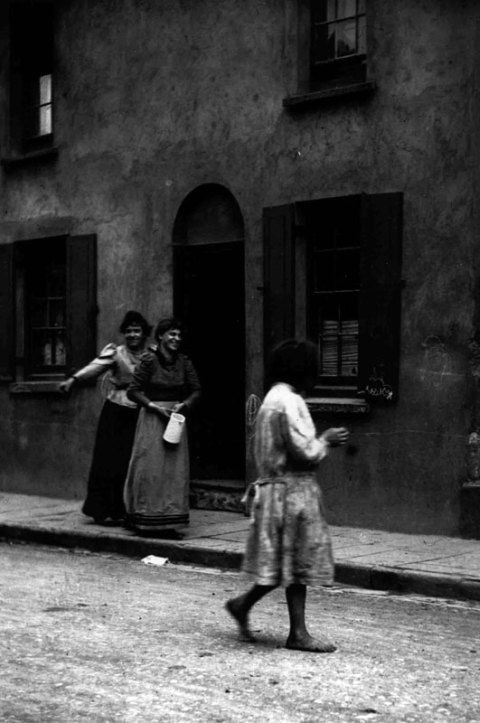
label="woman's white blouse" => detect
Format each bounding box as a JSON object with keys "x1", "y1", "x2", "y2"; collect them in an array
[{"x1": 73, "y1": 343, "x2": 141, "y2": 408}]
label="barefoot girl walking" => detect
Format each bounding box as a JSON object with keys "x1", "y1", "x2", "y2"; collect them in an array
[{"x1": 226, "y1": 339, "x2": 349, "y2": 653}]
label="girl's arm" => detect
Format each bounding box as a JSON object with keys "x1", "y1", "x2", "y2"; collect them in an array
[{"x1": 280, "y1": 395, "x2": 329, "y2": 465}]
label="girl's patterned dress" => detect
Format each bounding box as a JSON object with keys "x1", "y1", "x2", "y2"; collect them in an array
[{"x1": 242, "y1": 382, "x2": 334, "y2": 587}]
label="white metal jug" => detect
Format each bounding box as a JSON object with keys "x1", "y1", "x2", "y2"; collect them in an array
[{"x1": 163, "y1": 412, "x2": 185, "y2": 444}]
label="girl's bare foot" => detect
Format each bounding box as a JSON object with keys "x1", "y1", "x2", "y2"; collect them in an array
[
  {"x1": 225, "y1": 598, "x2": 257, "y2": 643},
  {"x1": 286, "y1": 633, "x2": 336, "y2": 653}
]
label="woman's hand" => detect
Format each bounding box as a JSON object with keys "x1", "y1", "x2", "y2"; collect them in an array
[
  {"x1": 171, "y1": 402, "x2": 187, "y2": 415},
  {"x1": 147, "y1": 402, "x2": 172, "y2": 420},
  {"x1": 59, "y1": 377, "x2": 76, "y2": 394},
  {"x1": 323, "y1": 427, "x2": 350, "y2": 447}
]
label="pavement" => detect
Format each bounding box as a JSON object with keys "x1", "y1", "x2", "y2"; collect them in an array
[{"x1": 1, "y1": 491, "x2": 480, "y2": 603}]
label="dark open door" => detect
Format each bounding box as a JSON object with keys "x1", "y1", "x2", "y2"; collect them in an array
[{"x1": 174, "y1": 242, "x2": 245, "y2": 480}]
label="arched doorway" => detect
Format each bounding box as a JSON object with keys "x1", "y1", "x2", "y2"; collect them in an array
[{"x1": 173, "y1": 184, "x2": 245, "y2": 481}]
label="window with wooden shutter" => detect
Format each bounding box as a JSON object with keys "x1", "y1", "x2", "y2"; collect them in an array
[
  {"x1": 304, "y1": 195, "x2": 361, "y2": 391},
  {"x1": 263, "y1": 193, "x2": 403, "y2": 401},
  {"x1": 2, "y1": 235, "x2": 97, "y2": 384},
  {"x1": 20, "y1": 237, "x2": 67, "y2": 378}
]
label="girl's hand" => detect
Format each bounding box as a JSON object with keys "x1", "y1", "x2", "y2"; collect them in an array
[{"x1": 323, "y1": 427, "x2": 349, "y2": 447}]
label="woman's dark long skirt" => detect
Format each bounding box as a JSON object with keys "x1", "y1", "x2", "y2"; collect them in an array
[{"x1": 82, "y1": 400, "x2": 139, "y2": 521}]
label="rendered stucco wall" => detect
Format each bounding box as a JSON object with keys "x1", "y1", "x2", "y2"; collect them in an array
[{"x1": 0, "y1": 0, "x2": 477, "y2": 534}]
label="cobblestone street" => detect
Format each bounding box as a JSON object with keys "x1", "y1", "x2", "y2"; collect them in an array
[{"x1": 1, "y1": 543, "x2": 480, "y2": 722}]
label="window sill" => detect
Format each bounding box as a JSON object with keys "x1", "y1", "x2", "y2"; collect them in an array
[
  {"x1": 283, "y1": 81, "x2": 376, "y2": 110},
  {"x1": 1, "y1": 146, "x2": 59, "y2": 170},
  {"x1": 10, "y1": 380, "x2": 63, "y2": 395},
  {"x1": 306, "y1": 396, "x2": 370, "y2": 415}
]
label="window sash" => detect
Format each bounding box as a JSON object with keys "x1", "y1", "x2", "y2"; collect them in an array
[
  {"x1": 10, "y1": 4, "x2": 54, "y2": 151},
  {"x1": 21, "y1": 239, "x2": 66, "y2": 378},
  {"x1": 310, "y1": 293, "x2": 359, "y2": 383},
  {"x1": 23, "y1": 74, "x2": 53, "y2": 141},
  {"x1": 262, "y1": 195, "x2": 402, "y2": 400},
  {"x1": 311, "y1": 0, "x2": 366, "y2": 66},
  {"x1": 305, "y1": 196, "x2": 361, "y2": 387}
]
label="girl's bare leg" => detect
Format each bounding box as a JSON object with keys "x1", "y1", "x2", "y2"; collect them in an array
[
  {"x1": 285, "y1": 583, "x2": 336, "y2": 653},
  {"x1": 226, "y1": 585, "x2": 276, "y2": 642}
]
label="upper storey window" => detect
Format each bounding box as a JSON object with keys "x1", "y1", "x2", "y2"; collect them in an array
[
  {"x1": 9, "y1": 2, "x2": 54, "y2": 154},
  {"x1": 24, "y1": 72, "x2": 53, "y2": 141},
  {"x1": 310, "y1": 0, "x2": 366, "y2": 89}
]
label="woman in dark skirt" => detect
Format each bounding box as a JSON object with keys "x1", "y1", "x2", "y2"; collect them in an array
[
  {"x1": 124, "y1": 318, "x2": 201, "y2": 535},
  {"x1": 59, "y1": 310, "x2": 152, "y2": 524}
]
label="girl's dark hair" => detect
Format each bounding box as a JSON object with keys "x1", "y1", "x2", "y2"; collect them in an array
[
  {"x1": 119, "y1": 310, "x2": 152, "y2": 336},
  {"x1": 154, "y1": 317, "x2": 183, "y2": 341},
  {"x1": 266, "y1": 339, "x2": 318, "y2": 392}
]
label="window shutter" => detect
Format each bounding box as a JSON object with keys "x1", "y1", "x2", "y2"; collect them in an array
[
  {"x1": 66, "y1": 235, "x2": 97, "y2": 372},
  {"x1": 358, "y1": 193, "x2": 403, "y2": 402},
  {"x1": 263, "y1": 205, "x2": 296, "y2": 364},
  {"x1": 0, "y1": 244, "x2": 14, "y2": 382}
]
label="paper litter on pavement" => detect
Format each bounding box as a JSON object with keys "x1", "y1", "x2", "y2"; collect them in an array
[{"x1": 141, "y1": 555, "x2": 169, "y2": 566}]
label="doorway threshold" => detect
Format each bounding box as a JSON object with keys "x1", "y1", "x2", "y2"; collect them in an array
[
  {"x1": 191, "y1": 479, "x2": 245, "y2": 490},
  {"x1": 190, "y1": 479, "x2": 246, "y2": 513}
]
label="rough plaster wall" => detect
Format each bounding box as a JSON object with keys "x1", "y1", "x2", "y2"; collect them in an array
[{"x1": 0, "y1": 0, "x2": 477, "y2": 533}]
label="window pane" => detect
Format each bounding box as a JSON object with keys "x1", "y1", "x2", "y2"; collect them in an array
[
  {"x1": 31, "y1": 330, "x2": 65, "y2": 367},
  {"x1": 335, "y1": 221, "x2": 358, "y2": 248},
  {"x1": 340, "y1": 291, "x2": 358, "y2": 319},
  {"x1": 26, "y1": 240, "x2": 66, "y2": 374},
  {"x1": 49, "y1": 267, "x2": 66, "y2": 297},
  {"x1": 312, "y1": 292, "x2": 359, "y2": 380},
  {"x1": 30, "y1": 299, "x2": 48, "y2": 328},
  {"x1": 39, "y1": 104, "x2": 52, "y2": 136},
  {"x1": 336, "y1": 18, "x2": 357, "y2": 56},
  {"x1": 312, "y1": 0, "x2": 335, "y2": 23},
  {"x1": 318, "y1": 315, "x2": 358, "y2": 378},
  {"x1": 314, "y1": 252, "x2": 335, "y2": 291},
  {"x1": 31, "y1": 330, "x2": 52, "y2": 367},
  {"x1": 310, "y1": 222, "x2": 336, "y2": 250},
  {"x1": 337, "y1": 249, "x2": 359, "y2": 289},
  {"x1": 49, "y1": 299, "x2": 65, "y2": 328},
  {"x1": 39, "y1": 74, "x2": 52, "y2": 104},
  {"x1": 335, "y1": 197, "x2": 361, "y2": 246},
  {"x1": 340, "y1": 319, "x2": 359, "y2": 377},
  {"x1": 52, "y1": 331, "x2": 66, "y2": 366},
  {"x1": 337, "y1": 0, "x2": 357, "y2": 19},
  {"x1": 358, "y1": 0, "x2": 366, "y2": 13},
  {"x1": 29, "y1": 269, "x2": 47, "y2": 296},
  {"x1": 320, "y1": 319, "x2": 339, "y2": 376},
  {"x1": 313, "y1": 23, "x2": 336, "y2": 62}
]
